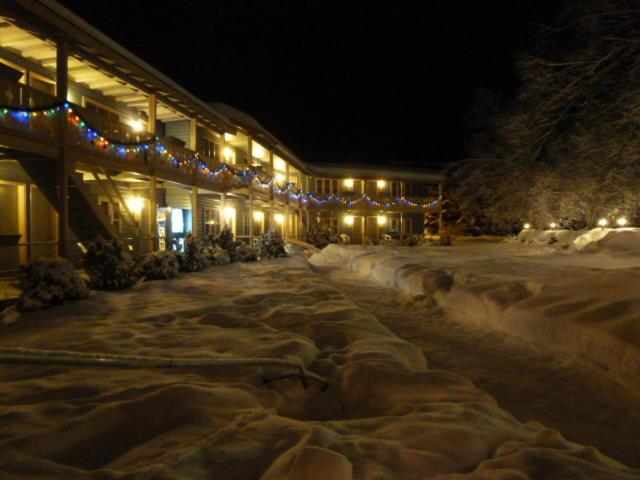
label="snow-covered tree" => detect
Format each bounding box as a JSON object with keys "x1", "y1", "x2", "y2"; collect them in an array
[
  {"x1": 210, "y1": 226, "x2": 236, "y2": 257},
  {"x1": 258, "y1": 230, "x2": 287, "y2": 258},
  {"x1": 84, "y1": 236, "x2": 138, "y2": 290},
  {"x1": 178, "y1": 232, "x2": 209, "y2": 272},
  {"x1": 306, "y1": 225, "x2": 339, "y2": 248},
  {"x1": 451, "y1": 0, "x2": 640, "y2": 233}
]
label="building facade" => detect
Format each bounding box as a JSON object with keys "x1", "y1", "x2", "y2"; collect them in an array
[{"x1": 0, "y1": 1, "x2": 443, "y2": 273}]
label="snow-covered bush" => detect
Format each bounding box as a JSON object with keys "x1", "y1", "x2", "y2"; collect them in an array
[
  {"x1": 306, "y1": 225, "x2": 339, "y2": 249},
  {"x1": 16, "y1": 258, "x2": 89, "y2": 312},
  {"x1": 201, "y1": 244, "x2": 231, "y2": 266},
  {"x1": 210, "y1": 226, "x2": 236, "y2": 256},
  {"x1": 138, "y1": 251, "x2": 180, "y2": 280},
  {"x1": 232, "y1": 242, "x2": 258, "y2": 262},
  {"x1": 84, "y1": 235, "x2": 138, "y2": 290},
  {"x1": 178, "y1": 233, "x2": 209, "y2": 272},
  {"x1": 258, "y1": 229, "x2": 287, "y2": 259},
  {"x1": 402, "y1": 234, "x2": 422, "y2": 247}
]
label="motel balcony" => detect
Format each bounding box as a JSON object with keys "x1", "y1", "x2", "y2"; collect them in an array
[{"x1": 0, "y1": 77, "x2": 266, "y2": 194}]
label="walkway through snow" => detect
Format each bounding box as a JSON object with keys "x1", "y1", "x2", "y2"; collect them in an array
[{"x1": 316, "y1": 265, "x2": 640, "y2": 467}]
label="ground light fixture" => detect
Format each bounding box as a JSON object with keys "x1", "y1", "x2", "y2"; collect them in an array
[
  {"x1": 523, "y1": 223, "x2": 531, "y2": 230},
  {"x1": 549, "y1": 222, "x2": 557, "y2": 229},
  {"x1": 616, "y1": 217, "x2": 628, "y2": 227},
  {"x1": 274, "y1": 214, "x2": 285, "y2": 225},
  {"x1": 597, "y1": 218, "x2": 609, "y2": 227},
  {"x1": 344, "y1": 215, "x2": 354, "y2": 226}
]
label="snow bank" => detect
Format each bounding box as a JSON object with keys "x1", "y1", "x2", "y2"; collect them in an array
[
  {"x1": 573, "y1": 228, "x2": 640, "y2": 254},
  {"x1": 1, "y1": 257, "x2": 638, "y2": 478},
  {"x1": 515, "y1": 227, "x2": 640, "y2": 255},
  {"x1": 310, "y1": 243, "x2": 640, "y2": 381}
]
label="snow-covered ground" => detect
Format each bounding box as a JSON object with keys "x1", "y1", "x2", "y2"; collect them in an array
[
  {"x1": 316, "y1": 265, "x2": 640, "y2": 468},
  {"x1": 1, "y1": 255, "x2": 639, "y2": 478},
  {"x1": 310, "y1": 229, "x2": 640, "y2": 384}
]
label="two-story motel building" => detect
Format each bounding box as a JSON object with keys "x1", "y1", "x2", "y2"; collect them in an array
[{"x1": 0, "y1": 1, "x2": 443, "y2": 273}]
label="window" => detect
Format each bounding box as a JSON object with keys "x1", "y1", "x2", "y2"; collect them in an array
[
  {"x1": 204, "y1": 209, "x2": 221, "y2": 237},
  {"x1": 202, "y1": 137, "x2": 217, "y2": 159},
  {"x1": 316, "y1": 178, "x2": 337, "y2": 194}
]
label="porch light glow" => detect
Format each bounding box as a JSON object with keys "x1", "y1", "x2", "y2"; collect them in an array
[
  {"x1": 223, "y1": 207, "x2": 236, "y2": 221},
  {"x1": 523, "y1": 223, "x2": 531, "y2": 230},
  {"x1": 377, "y1": 215, "x2": 387, "y2": 225},
  {"x1": 549, "y1": 222, "x2": 557, "y2": 229},
  {"x1": 126, "y1": 196, "x2": 144, "y2": 214},
  {"x1": 223, "y1": 146, "x2": 233, "y2": 161},
  {"x1": 616, "y1": 217, "x2": 628, "y2": 227},
  {"x1": 252, "y1": 143, "x2": 265, "y2": 159},
  {"x1": 253, "y1": 210, "x2": 264, "y2": 222},
  {"x1": 377, "y1": 180, "x2": 386, "y2": 189},
  {"x1": 344, "y1": 215, "x2": 354, "y2": 226},
  {"x1": 344, "y1": 179, "x2": 354, "y2": 188},
  {"x1": 130, "y1": 120, "x2": 144, "y2": 132},
  {"x1": 275, "y1": 213, "x2": 285, "y2": 224},
  {"x1": 597, "y1": 218, "x2": 608, "y2": 227}
]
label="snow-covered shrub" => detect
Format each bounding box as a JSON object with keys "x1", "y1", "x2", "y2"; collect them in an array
[
  {"x1": 402, "y1": 234, "x2": 422, "y2": 247},
  {"x1": 232, "y1": 242, "x2": 258, "y2": 262},
  {"x1": 258, "y1": 229, "x2": 287, "y2": 259},
  {"x1": 16, "y1": 258, "x2": 89, "y2": 312},
  {"x1": 201, "y1": 244, "x2": 231, "y2": 266},
  {"x1": 178, "y1": 233, "x2": 209, "y2": 272},
  {"x1": 84, "y1": 235, "x2": 138, "y2": 290},
  {"x1": 139, "y1": 251, "x2": 180, "y2": 280},
  {"x1": 306, "y1": 225, "x2": 339, "y2": 249},
  {"x1": 210, "y1": 226, "x2": 236, "y2": 256}
]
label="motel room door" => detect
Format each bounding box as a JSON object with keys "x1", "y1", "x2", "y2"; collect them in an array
[
  {"x1": 350, "y1": 216, "x2": 364, "y2": 244},
  {"x1": 366, "y1": 215, "x2": 378, "y2": 243}
]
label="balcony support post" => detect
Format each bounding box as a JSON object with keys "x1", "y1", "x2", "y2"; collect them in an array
[
  {"x1": 191, "y1": 185, "x2": 199, "y2": 239},
  {"x1": 55, "y1": 38, "x2": 68, "y2": 101},
  {"x1": 249, "y1": 187, "x2": 254, "y2": 244},
  {"x1": 284, "y1": 162, "x2": 290, "y2": 239},
  {"x1": 148, "y1": 176, "x2": 157, "y2": 252},
  {"x1": 269, "y1": 150, "x2": 275, "y2": 229},
  {"x1": 148, "y1": 93, "x2": 157, "y2": 135},
  {"x1": 438, "y1": 181, "x2": 443, "y2": 236},
  {"x1": 56, "y1": 153, "x2": 69, "y2": 258},
  {"x1": 189, "y1": 117, "x2": 197, "y2": 151}
]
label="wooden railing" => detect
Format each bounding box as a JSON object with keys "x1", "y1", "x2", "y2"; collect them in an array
[{"x1": 0, "y1": 78, "x2": 60, "y2": 144}]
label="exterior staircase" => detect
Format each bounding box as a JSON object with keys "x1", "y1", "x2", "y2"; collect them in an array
[{"x1": 18, "y1": 158, "x2": 119, "y2": 249}]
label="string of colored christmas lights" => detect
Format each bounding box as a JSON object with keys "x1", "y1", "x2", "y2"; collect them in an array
[
  {"x1": 1, "y1": 101, "x2": 439, "y2": 209},
  {"x1": 273, "y1": 184, "x2": 439, "y2": 209}
]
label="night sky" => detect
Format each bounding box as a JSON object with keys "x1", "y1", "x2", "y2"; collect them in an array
[{"x1": 59, "y1": 1, "x2": 563, "y2": 168}]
